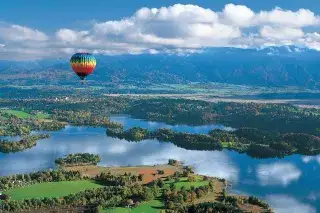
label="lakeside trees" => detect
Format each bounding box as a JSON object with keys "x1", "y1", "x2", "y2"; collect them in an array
[
  {"x1": 2, "y1": 97, "x2": 320, "y2": 136},
  {"x1": 52, "y1": 110, "x2": 123, "y2": 129},
  {"x1": 106, "y1": 126, "x2": 320, "y2": 158},
  {"x1": 0, "y1": 134, "x2": 50, "y2": 153},
  {"x1": 0, "y1": 170, "x2": 82, "y2": 191},
  {"x1": 95, "y1": 172, "x2": 140, "y2": 186},
  {"x1": 127, "y1": 99, "x2": 320, "y2": 136}
]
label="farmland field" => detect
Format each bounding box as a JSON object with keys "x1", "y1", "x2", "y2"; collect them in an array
[
  {"x1": 164, "y1": 175, "x2": 210, "y2": 190},
  {"x1": 6, "y1": 180, "x2": 103, "y2": 200},
  {"x1": 64, "y1": 165, "x2": 181, "y2": 184},
  {"x1": 104, "y1": 199, "x2": 164, "y2": 213},
  {"x1": 4, "y1": 110, "x2": 50, "y2": 119}
]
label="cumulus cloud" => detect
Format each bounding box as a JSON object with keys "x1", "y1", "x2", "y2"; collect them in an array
[
  {"x1": 260, "y1": 26, "x2": 304, "y2": 40},
  {"x1": 220, "y1": 4, "x2": 320, "y2": 27},
  {"x1": 56, "y1": 29, "x2": 90, "y2": 43},
  {"x1": 0, "y1": 24, "x2": 48, "y2": 42},
  {"x1": 266, "y1": 195, "x2": 316, "y2": 213},
  {"x1": 222, "y1": 4, "x2": 255, "y2": 27},
  {"x1": 1, "y1": 4, "x2": 320, "y2": 60},
  {"x1": 257, "y1": 8, "x2": 320, "y2": 27},
  {"x1": 256, "y1": 163, "x2": 301, "y2": 186}
]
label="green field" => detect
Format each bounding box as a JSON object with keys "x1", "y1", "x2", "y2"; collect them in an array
[
  {"x1": 164, "y1": 176, "x2": 209, "y2": 190},
  {"x1": 6, "y1": 180, "x2": 103, "y2": 200},
  {"x1": 4, "y1": 110, "x2": 50, "y2": 119},
  {"x1": 104, "y1": 199, "x2": 164, "y2": 213},
  {"x1": 104, "y1": 176, "x2": 209, "y2": 213},
  {"x1": 4, "y1": 110, "x2": 32, "y2": 119}
]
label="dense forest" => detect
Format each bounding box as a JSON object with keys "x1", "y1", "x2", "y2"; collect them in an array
[
  {"x1": 127, "y1": 99, "x2": 320, "y2": 136},
  {"x1": 2, "y1": 97, "x2": 320, "y2": 135},
  {"x1": 1, "y1": 97, "x2": 319, "y2": 157},
  {"x1": 106, "y1": 126, "x2": 320, "y2": 158}
]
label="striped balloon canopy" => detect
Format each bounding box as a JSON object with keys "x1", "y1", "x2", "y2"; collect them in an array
[{"x1": 70, "y1": 53, "x2": 96, "y2": 83}]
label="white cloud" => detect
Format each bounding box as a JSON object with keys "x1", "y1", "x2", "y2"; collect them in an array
[
  {"x1": 267, "y1": 195, "x2": 316, "y2": 213},
  {"x1": 56, "y1": 29, "x2": 89, "y2": 43},
  {"x1": 260, "y1": 26, "x2": 304, "y2": 40},
  {"x1": 257, "y1": 8, "x2": 320, "y2": 27},
  {"x1": 134, "y1": 4, "x2": 219, "y2": 23},
  {"x1": 220, "y1": 5, "x2": 320, "y2": 28},
  {"x1": 0, "y1": 24, "x2": 48, "y2": 42},
  {"x1": 256, "y1": 163, "x2": 301, "y2": 186},
  {"x1": 1, "y1": 4, "x2": 320, "y2": 60},
  {"x1": 222, "y1": 4, "x2": 255, "y2": 27}
]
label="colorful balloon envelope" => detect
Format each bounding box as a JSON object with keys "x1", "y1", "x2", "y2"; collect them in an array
[{"x1": 70, "y1": 53, "x2": 96, "y2": 84}]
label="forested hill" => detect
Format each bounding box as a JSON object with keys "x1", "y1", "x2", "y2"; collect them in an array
[{"x1": 1, "y1": 46, "x2": 320, "y2": 89}]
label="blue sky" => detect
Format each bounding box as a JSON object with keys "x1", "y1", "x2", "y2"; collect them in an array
[
  {"x1": 1, "y1": 0, "x2": 320, "y2": 60},
  {"x1": 1, "y1": 0, "x2": 320, "y2": 32}
]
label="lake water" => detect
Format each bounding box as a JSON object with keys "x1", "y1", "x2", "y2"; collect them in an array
[{"x1": 0, "y1": 116, "x2": 318, "y2": 213}]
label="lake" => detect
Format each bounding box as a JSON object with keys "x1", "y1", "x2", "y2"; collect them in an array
[{"x1": 0, "y1": 116, "x2": 318, "y2": 213}]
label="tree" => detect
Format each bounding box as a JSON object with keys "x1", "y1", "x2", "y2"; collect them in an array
[
  {"x1": 168, "y1": 159, "x2": 178, "y2": 166},
  {"x1": 196, "y1": 189, "x2": 205, "y2": 198},
  {"x1": 167, "y1": 201, "x2": 175, "y2": 209},
  {"x1": 188, "y1": 176, "x2": 196, "y2": 182},
  {"x1": 191, "y1": 192, "x2": 197, "y2": 202},
  {"x1": 138, "y1": 174, "x2": 144, "y2": 181},
  {"x1": 157, "y1": 170, "x2": 165, "y2": 175},
  {"x1": 157, "y1": 179, "x2": 165, "y2": 188},
  {"x1": 142, "y1": 188, "x2": 154, "y2": 201}
]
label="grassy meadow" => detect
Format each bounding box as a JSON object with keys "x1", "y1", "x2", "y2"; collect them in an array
[
  {"x1": 6, "y1": 180, "x2": 103, "y2": 200},
  {"x1": 4, "y1": 109, "x2": 50, "y2": 119}
]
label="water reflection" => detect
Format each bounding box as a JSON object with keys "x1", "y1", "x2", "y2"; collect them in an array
[
  {"x1": 302, "y1": 156, "x2": 320, "y2": 165},
  {"x1": 0, "y1": 116, "x2": 319, "y2": 212},
  {"x1": 110, "y1": 115, "x2": 235, "y2": 133},
  {"x1": 256, "y1": 163, "x2": 302, "y2": 186},
  {"x1": 0, "y1": 127, "x2": 238, "y2": 183},
  {"x1": 266, "y1": 195, "x2": 316, "y2": 213}
]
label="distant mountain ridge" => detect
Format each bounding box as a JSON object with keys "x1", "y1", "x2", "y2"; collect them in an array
[{"x1": 0, "y1": 46, "x2": 319, "y2": 89}]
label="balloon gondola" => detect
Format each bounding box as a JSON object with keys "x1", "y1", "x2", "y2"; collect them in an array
[{"x1": 70, "y1": 53, "x2": 96, "y2": 84}]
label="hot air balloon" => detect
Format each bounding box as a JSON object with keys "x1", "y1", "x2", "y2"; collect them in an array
[{"x1": 70, "y1": 53, "x2": 96, "y2": 84}]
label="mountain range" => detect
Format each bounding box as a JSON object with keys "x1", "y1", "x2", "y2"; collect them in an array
[{"x1": 1, "y1": 46, "x2": 319, "y2": 89}]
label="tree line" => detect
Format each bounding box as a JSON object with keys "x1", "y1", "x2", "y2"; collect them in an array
[
  {"x1": 106, "y1": 126, "x2": 320, "y2": 158},
  {"x1": 3, "y1": 97, "x2": 320, "y2": 136},
  {"x1": 127, "y1": 99, "x2": 320, "y2": 136},
  {"x1": 0, "y1": 170, "x2": 83, "y2": 191}
]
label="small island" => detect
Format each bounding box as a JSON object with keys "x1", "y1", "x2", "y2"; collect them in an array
[{"x1": 55, "y1": 153, "x2": 101, "y2": 166}]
